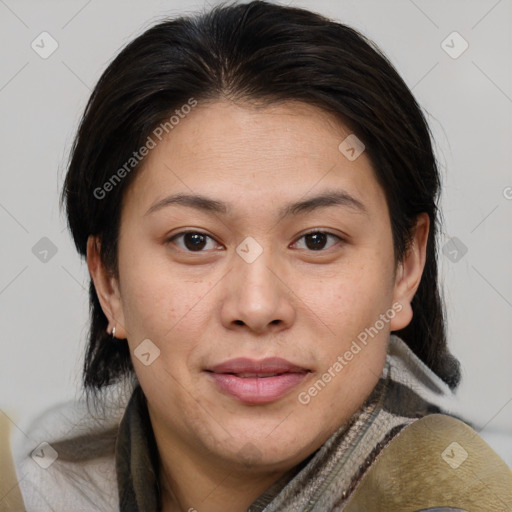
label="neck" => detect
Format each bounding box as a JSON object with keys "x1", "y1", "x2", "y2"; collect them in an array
[{"x1": 159, "y1": 450, "x2": 287, "y2": 512}]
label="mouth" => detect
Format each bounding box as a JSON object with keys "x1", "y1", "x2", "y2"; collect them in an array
[
  {"x1": 205, "y1": 357, "x2": 310, "y2": 404},
  {"x1": 230, "y1": 372, "x2": 290, "y2": 378}
]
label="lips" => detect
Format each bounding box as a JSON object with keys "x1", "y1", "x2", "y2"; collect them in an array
[
  {"x1": 206, "y1": 357, "x2": 310, "y2": 404},
  {"x1": 208, "y1": 357, "x2": 307, "y2": 375}
]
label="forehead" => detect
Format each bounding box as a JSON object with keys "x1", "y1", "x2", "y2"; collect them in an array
[{"x1": 121, "y1": 99, "x2": 387, "y2": 221}]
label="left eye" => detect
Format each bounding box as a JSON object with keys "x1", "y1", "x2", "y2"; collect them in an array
[{"x1": 292, "y1": 231, "x2": 343, "y2": 251}]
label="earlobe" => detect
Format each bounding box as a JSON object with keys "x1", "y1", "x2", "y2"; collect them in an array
[
  {"x1": 389, "y1": 213, "x2": 430, "y2": 331},
  {"x1": 86, "y1": 236, "x2": 128, "y2": 339}
]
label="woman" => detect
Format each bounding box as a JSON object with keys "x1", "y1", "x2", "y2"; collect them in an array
[{"x1": 7, "y1": 1, "x2": 511, "y2": 510}]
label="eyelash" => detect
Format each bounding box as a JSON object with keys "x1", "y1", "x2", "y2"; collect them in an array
[{"x1": 167, "y1": 230, "x2": 344, "y2": 253}]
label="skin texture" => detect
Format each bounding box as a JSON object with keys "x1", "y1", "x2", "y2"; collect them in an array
[{"x1": 87, "y1": 100, "x2": 429, "y2": 512}]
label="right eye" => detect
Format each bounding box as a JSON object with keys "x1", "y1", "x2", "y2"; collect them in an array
[{"x1": 167, "y1": 231, "x2": 223, "y2": 252}]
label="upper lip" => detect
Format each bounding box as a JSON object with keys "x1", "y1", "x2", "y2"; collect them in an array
[{"x1": 207, "y1": 357, "x2": 309, "y2": 374}]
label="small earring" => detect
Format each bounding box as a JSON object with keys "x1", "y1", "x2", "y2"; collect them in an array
[{"x1": 112, "y1": 326, "x2": 116, "y2": 339}]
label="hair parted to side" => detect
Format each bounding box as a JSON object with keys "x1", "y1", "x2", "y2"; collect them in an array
[{"x1": 60, "y1": 0, "x2": 461, "y2": 396}]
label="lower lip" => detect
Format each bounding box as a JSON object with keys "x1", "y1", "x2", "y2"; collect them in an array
[{"x1": 208, "y1": 372, "x2": 308, "y2": 404}]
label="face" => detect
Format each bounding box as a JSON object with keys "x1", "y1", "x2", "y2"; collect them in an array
[{"x1": 89, "y1": 99, "x2": 427, "y2": 474}]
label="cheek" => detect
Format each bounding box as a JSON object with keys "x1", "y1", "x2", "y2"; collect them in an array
[
  {"x1": 118, "y1": 253, "x2": 211, "y2": 344},
  {"x1": 307, "y1": 259, "x2": 393, "y2": 330},
  {"x1": 298, "y1": 257, "x2": 394, "y2": 397}
]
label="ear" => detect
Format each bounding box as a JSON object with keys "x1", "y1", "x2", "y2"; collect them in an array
[
  {"x1": 389, "y1": 213, "x2": 430, "y2": 331},
  {"x1": 86, "y1": 235, "x2": 128, "y2": 339}
]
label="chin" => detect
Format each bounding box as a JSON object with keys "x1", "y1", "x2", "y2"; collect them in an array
[{"x1": 210, "y1": 427, "x2": 319, "y2": 472}]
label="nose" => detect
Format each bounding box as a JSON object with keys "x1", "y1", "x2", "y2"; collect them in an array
[{"x1": 219, "y1": 243, "x2": 295, "y2": 334}]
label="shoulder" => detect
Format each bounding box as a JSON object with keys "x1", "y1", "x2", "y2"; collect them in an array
[
  {"x1": 345, "y1": 413, "x2": 512, "y2": 511},
  {"x1": 9, "y1": 382, "x2": 135, "y2": 511}
]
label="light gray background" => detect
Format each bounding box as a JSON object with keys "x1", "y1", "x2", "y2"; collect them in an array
[{"x1": 1, "y1": 0, "x2": 511, "y2": 465}]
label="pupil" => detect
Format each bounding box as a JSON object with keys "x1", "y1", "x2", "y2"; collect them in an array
[
  {"x1": 306, "y1": 232, "x2": 326, "y2": 250},
  {"x1": 185, "y1": 233, "x2": 206, "y2": 251}
]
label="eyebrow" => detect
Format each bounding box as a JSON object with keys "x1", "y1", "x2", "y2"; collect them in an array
[{"x1": 144, "y1": 189, "x2": 368, "y2": 219}]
